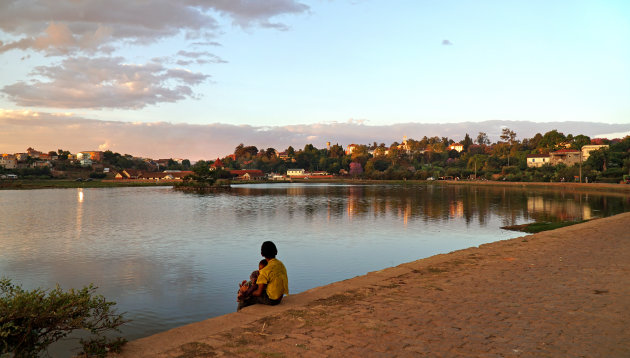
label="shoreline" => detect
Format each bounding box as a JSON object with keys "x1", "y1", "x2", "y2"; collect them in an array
[
  {"x1": 114, "y1": 211, "x2": 630, "y2": 357},
  {"x1": 4, "y1": 178, "x2": 630, "y2": 194}
]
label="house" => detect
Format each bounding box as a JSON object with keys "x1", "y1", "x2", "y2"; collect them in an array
[
  {"x1": 345, "y1": 144, "x2": 358, "y2": 155},
  {"x1": 26, "y1": 147, "x2": 43, "y2": 158},
  {"x1": 448, "y1": 144, "x2": 464, "y2": 152},
  {"x1": 170, "y1": 171, "x2": 193, "y2": 180},
  {"x1": 139, "y1": 171, "x2": 194, "y2": 181},
  {"x1": 15, "y1": 153, "x2": 29, "y2": 161},
  {"x1": 526, "y1": 154, "x2": 551, "y2": 168},
  {"x1": 549, "y1": 149, "x2": 581, "y2": 166},
  {"x1": 210, "y1": 158, "x2": 224, "y2": 170},
  {"x1": 397, "y1": 136, "x2": 411, "y2": 153},
  {"x1": 78, "y1": 151, "x2": 103, "y2": 162},
  {"x1": 370, "y1": 147, "x2": 389, "y2": 156},
  {"x1": 155, "y1": 159, "x2": 171, "y2": 169},
  {"x1": 115, "y1": 169, "x2": 142, "y2": 179},
  {"x1": 0, "y1": 155, "x2": 17, "y2": 169},
  {"x1": 79, "y1": 158, "x2": 93, "y2": 167},
  {"x1": 287, "y1": 169, "x2": 306, "y2": 177},
  {"x1": 32, "y1": 161, "x2": 51, "y2": 168},
  {"x1": 229, "y1": 169, "x2": 265, "y2": 180},
  {"x1": 581, "y1": 145, "x2": 609, "y2": 161},
  {"x1": 269, "y1": 173, "x2": 288, "y2": 181},
  {"x1": 308, "y1": 171, "x2": 334, "y2": 179}
]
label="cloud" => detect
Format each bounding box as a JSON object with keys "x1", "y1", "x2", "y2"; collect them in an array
[
  {"x1": 442, "y1": 39, "x2": 453, "y2": 46},
  {"x1": 1, "y1": 57, "x2": 209, "y2": 109},
  {"x1": 2, "y1": 110, "x2": 629, "y2": 160},
  {"x1": 207, "y1": 0, "x2": 310, "y2": 29},
  {"x1": 175, "y1": 50, "x2": 228, "y2": 65},
  {"x1": 0, "y1": 1, "x2": 309, "y2": 55},
  {"x1": 593, "y1": 131, "x2": 630, "y2": 139}
]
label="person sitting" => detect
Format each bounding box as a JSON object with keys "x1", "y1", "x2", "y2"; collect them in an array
[
  {"x1": 237, "y1": 241, "x2": 288, "y2": 310},
  {"x1": 237, "y1": 259, "x2": 267, "y2": 302}
]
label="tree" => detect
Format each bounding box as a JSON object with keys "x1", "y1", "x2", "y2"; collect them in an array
[
  {"x1": 234, "y1": 144, "x2": 258, "y2": 160},
  {"x1": 349, "y1": 162, "x2": 363, "y2": 176},
  {"x1": 1, "y1": 278, "x2": 126, "y2": 358},
  {"x1": 500, "y1": 128, "x2": 517, "y2": 166},
  {"x1": 264, "y1": 147, "x2": 277, "y2": 159},
  {"x1": 286, "y1": 146, "x2": 295, "y2": 157},
  {"x1": 328, "y1": 144, "x2": 344, "y2": 158},
  {"x1": 462, "y1": 133, "x2": 473, "y2": 152},
  {"x1": 476, "y1": 132, "x2": 490, "y2": 145},
  {"x1": 500, "y1": 128, "x2": 517, "y2": 144},
  {"x1": 538, "y1": 130, "x2": 566, "y2": 150},
  {"x1": 571, "y1": 135, "x2": 591, "y2": 150},
  {"x1": 57, "y1": 149, "x2": 70, "y2": 160},
  {"x1": 350, "y1": 144, "x2": 370, "y2": 166}
]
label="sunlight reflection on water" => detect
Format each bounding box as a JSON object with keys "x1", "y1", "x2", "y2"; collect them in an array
[{"x1": 0, "y1": 183, "x2": 628, "y2": 356}]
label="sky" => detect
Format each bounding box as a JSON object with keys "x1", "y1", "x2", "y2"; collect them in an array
[{"x1": 1, "y1": 0, "x2": 629, "y2": 159}]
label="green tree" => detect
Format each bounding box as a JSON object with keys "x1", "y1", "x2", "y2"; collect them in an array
[
  {"x1": 328, "y1": 144, "x2": 345, "y2": 158},
  {"x1": 537, "y1": 130, "x2": 566, "y2": 150},
  {"x1": 462, "y1": 133, "x2": 473, "y2": 152},
  {"x1": 500, "y1": 128, "x2": 517, "y2": 166},
  {"x1": 571, "y1": 134, "x2": 591, "y2": 150},
  {"x1": 1, "y1": 278, "x2": 126, "y2": 358},
  {"x1": 286, "y1": 146, "x2": 295, "y2": 157}
]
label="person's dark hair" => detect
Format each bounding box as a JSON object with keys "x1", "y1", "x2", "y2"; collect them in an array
[
  {"x1": 259, "y1": 259, "x2": 268, "y2": 267},
  {"x1": 261, "y1": 241, "x2": 277, "y2": 259}
]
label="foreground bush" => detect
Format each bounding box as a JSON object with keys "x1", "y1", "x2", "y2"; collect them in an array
[{"x1": 0, "y1": 278, "x2": 127, "y2": 357}]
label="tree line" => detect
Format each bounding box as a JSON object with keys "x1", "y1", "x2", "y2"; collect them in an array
[{"x1": 206, "y1": 129, "x2": 630, "y2": 183}]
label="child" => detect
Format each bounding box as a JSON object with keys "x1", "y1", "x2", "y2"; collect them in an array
[{"x1": 237, "y1": 259, "x2": 267, "y2": 302}]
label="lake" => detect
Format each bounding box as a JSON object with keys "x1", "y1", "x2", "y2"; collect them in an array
[{"x1": 1, "y1": 183, "x2": 628, "y2": 356}]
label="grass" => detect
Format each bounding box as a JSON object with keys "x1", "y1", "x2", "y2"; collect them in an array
[{"x1": 501, "y1": 220, "x2": 588, "y2": 233}]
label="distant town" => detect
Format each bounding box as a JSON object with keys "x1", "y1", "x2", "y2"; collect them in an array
[{"x1": 1, "y1": 128, "x2": 629, "y2": 184}]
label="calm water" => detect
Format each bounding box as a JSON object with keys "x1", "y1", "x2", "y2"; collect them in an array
[{"x1": 1, "y1": 183, "x2": 628, "y2": 356}]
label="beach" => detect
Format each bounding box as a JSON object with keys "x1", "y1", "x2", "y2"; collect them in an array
[{"x1": 114, "y1": 211, "x2": 630, "y2": 357}]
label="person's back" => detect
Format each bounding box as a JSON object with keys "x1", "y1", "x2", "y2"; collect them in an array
[
  {"x1": 237, "y1": 241, "x2": 288, "y2": 310},
  {"x1": 257, "y1": 256, "x2": 288, "y2": 301}
]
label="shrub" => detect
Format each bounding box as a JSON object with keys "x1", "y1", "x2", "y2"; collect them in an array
[{"x1": 0, "y1": 278, "x2": 127, "y2": 358}]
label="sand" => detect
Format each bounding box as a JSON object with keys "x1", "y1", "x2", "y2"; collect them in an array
[{"x1": 114, "y1": 211, "x2": 630, "y2": 357}]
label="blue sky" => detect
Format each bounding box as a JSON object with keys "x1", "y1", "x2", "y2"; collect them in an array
[{"x1": 0, "y1": 0, "x2": 629, "y2": 158}]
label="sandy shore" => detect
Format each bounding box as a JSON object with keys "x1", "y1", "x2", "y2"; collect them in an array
[{"x1": 115, "y1": 211, "x2": 630, "y2": 357}]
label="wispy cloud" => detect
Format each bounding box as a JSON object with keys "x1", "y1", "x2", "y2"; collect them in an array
[
  {"x1": 0, "y1": 1, "x2": 309, "y2": 110},
  {"x1": 442, "y1": 39, "x2": 453, "y2": 46},
  {"x1": 2, "y1": 110, "x2": 628, "y2": 160},
  {"x1": 0, "y1": 0, "x2": 309, "y2": 55},
  {"x1": 1, "y1": 57, "x2": 210, "y2": 109}
]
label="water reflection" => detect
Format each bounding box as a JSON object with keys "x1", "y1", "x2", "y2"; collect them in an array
[
  {"x1": 76, "y1": 189, "x2": 83, "y2": 239},
  {"x1": 0, "y1": 184, "x2": 628, "y2": 357},
  {"x1": 229, "y1": 184, "x2": 626, "y2": 226}
]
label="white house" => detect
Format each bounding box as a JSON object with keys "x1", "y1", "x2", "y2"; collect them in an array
[
  {"x1": 287, "y1": 169, "x2": 306, "y2": 177},
  {"x1": 581, "y1": 145, "x2": 609, "y2": 161},
  {"x1": 526, "y1": 154, "x2": 550, "y2": 168}
]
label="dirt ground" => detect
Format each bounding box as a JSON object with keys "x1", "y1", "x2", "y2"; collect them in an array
[{"x1": 114, "y1": 211, "x2": 630, "y2": 357}]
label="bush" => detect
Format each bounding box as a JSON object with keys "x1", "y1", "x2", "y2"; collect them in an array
[
  {"x1": 0, "y1": 278, "x2": 127, "y2": 358},
  {"x1": 89, "y1": 172, "x2": 107, "y2": 179}
]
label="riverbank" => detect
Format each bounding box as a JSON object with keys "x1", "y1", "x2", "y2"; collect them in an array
[
  {"x1": 3, "y1": 178, "x2": 630, "y2": 194},
  {"x1": 0, "y1": 179, "x2": 172, "y2": 190},
  {"x1": 114, "y1": 211, "x2": 630, "y2": 357}
]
